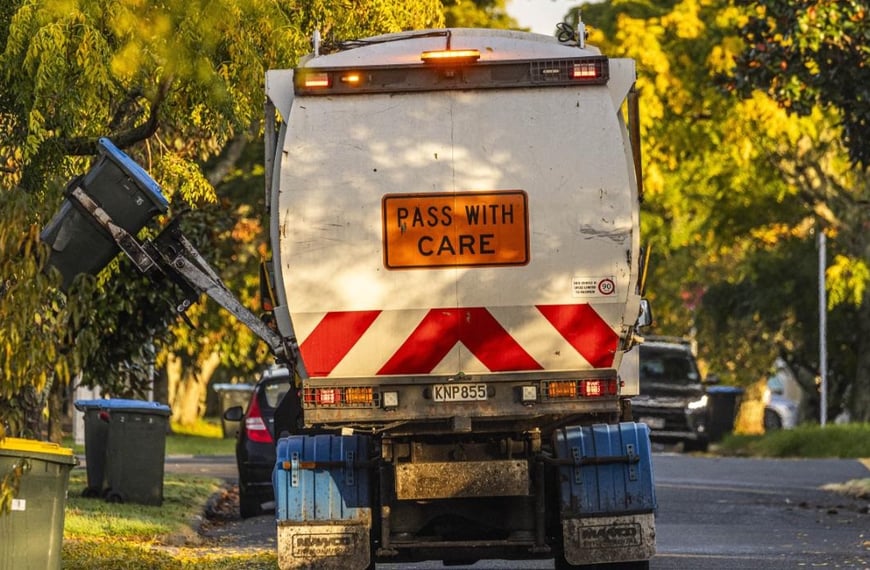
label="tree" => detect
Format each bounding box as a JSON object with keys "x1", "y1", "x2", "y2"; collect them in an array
[
  {"x1": 576, "y1": 0, "x2": 868, "y2": 421},
  {"x1": 727, "y1": 0, "x2": 870, "y2": 421},
  {"x1": 0, "y1": 0, "x2": 445, "y2": 439},
  {"x1": 728, "y1": 0, "x2": 870, "y2": 168},
  {"x1": 443, "y1": 0, "x2": 521, "y2": 29}
]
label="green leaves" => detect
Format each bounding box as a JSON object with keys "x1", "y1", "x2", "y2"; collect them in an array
[
  {"x1": 827, "y1": 254, "x2": 869, "y2": 309},
  {"x1": 1, "y1": 0, "x2": 449, "y2": 438},
  {"x1": 583, "y1": 0, "x2": 869, "y2": 422},
  {"x1": 730, "y1": 0, "x2": 870, "y2": 168},
  {"x1": 0, "y1": 187, "x2": 71, "y2": 437}
]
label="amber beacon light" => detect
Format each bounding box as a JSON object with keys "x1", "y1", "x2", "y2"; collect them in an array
[{"x1": 420, "y1": 49, "x2": 481, "y2": 64}]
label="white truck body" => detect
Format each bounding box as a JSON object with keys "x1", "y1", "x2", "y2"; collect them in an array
[
  {"x1": 264, "y1": 28, "x2": 654, "y2": 570},
  {"x1": 268, "y1": 28, "x2": 641, "y2": 395}
]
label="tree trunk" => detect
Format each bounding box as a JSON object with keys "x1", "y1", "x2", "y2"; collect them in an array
[
  {"x1": 153, "y1": 364, "x2": 169, "y2": 406},
  {"x1": 168, "y1": 351, "x2": 221, "y2": 427},
  {"x1": 46, "y1": 378, "x2": 65, "y2": 444}
]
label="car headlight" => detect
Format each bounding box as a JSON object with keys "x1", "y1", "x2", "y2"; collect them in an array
[{"x1": 687, "y1": 394, "x2": 708, "y2": 411}]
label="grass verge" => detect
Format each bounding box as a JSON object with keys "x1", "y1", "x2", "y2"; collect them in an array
[
  {"x1": 63, "y1": 471, "x2": 276, "y2": 569},
  {"x1": 64, "y1": 417, "x2": 235, "y2": 456},
  {"x1": 718, "y1": 422, "x2": 870, "y2": 458},
  {"x1": 165, "y1": 433, "x2": 235, "y2": 456}
]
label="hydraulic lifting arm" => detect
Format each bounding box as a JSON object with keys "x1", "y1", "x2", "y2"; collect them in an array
[{"x1": 67, "y1": 185, "x2": 300, "y2": 367}]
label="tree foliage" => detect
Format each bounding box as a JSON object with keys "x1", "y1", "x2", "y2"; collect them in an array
[
  {"x1": 578, "y1": 0, "x2": 869, "y2": 421},
  {"x1": 443, "y1": 0, "x2": 521, "y2": 29},
  {"x1": 726, "y1": 0, "x2": 870, "y2": 420},
  {"x1": 728, "y1": 0, "x2": 870, "y2": 168},
  {"x1": 0, "y1": 0, "x2": 444, "y2": 437}
]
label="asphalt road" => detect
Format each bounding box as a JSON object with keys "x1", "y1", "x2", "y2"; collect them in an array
[{"x1": 167, "y1": 451, "x2": 870, "y2": 569}]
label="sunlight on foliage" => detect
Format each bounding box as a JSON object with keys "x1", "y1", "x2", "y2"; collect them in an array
[
  {"x1": 827, "y1": 255, "x2": 868, "y2": 309},
  {"x1": 156, "y1": 152, "x2": 216, "y2": 205}
]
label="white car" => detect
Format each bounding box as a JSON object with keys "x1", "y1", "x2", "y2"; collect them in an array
[{"x1": 763, "y1": 377, "x2": 799, "y2": 430}]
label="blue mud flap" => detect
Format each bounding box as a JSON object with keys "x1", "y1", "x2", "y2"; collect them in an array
[
  {"x1": 553, "y1": 422, "x2": 657, "y2": 566},
  {"x1": 273, "y1": 434, "x2": 372, "y2": 570}
]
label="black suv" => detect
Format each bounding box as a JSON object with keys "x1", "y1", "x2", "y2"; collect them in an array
[
  {"x1": 630, "y1": 337, "x2": 710, "y2": 452},
  {"x1": 223, "y1": 366, "x2": 293, "y2": 517}
]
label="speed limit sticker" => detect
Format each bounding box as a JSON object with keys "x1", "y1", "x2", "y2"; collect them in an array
[
  {"x1": 598, "y1": 278, "x2": 615, "y2": 295},
  {"x1": 572, "y1": 277, "x2": 617, "y2": 299}
]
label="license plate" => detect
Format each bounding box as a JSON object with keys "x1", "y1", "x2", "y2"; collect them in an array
[
  {"x1": 638, "y1": 416, "x2": 665, "y2": 429},
  {"x1": 432, "y1": 383, "x2": 488, "y2": 402}
]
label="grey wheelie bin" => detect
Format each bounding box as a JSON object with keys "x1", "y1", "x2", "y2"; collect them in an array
[
  {"x1": 706, "y1": 385, "x2": 745, "y2": 442},
  {"x1": 40, "y1": 137, "x2": 169, "y2": 289},
  {"x1": 75, "y1": 398, "x2": 171, "y2": 505},
  {"x1": 74, "y1": 398, "x2": 111, "y2": 498},
  {"x1": 0, "y1": 437, "x2": 77, "y2": 570}
]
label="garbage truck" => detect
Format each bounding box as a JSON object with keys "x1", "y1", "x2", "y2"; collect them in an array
[{"x1": 42, "y1": 26, "x2": 656, "y2": 570}]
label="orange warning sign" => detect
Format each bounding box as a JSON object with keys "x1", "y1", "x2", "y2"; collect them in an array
[{"x1": 382, "y1": 190, "x2": 529, "y2": 269}]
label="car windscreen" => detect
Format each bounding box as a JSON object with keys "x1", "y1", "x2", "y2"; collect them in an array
[
  {"x1": 262, "y1": 379, "x2": 291, "y2": 408},
  {"x1": 639, "y1": 347, "x2": 701, "y2": 386}
]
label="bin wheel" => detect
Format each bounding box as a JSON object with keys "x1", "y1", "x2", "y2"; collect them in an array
[
  {"x1": 82, "y1": 487, "x2": 101, "y2": 498},
  {"x1": 106, "y1": 491, "x2": 125, "y2": 504}
]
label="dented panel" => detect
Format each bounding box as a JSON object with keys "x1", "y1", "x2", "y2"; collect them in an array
[{"x1": 394, "y1": 459, "x2": 529, "y2": 500}]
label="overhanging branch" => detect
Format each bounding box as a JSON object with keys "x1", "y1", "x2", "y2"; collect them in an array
[{"x1": 60, "y1": 78, "x2": 173, "y2": 156}]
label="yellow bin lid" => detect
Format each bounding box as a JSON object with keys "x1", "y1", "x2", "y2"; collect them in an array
[{"x1": 0, "y1": 437, "x2": 76, "y2": 465}]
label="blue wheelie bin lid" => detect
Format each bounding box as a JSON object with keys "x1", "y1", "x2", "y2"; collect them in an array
[
  {"x1": 74, "y1": 398, "x2": 171, "y2": 416},
  {"x1": 74, "y1": 399, "x2": 107, "y2": 412},
  {"x1": 96, "y1": 138, "x2": 169, "y2": 209}
]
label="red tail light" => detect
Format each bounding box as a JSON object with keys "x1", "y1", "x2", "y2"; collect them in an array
[
  {"x1": 580, "y1": 378, "x2": 618, "y2": 397},
  {"x1": 244, "y1": 395, "x2": 273, "y2": 443}
]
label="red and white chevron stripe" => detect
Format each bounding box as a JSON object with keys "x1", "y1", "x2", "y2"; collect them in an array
[{"x1": 297, "y1": 304, "x2": 619, "y2": 378}]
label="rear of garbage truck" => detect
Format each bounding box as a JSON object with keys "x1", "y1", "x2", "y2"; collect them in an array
[{"x1": 265, "y1": 27, "x2": 655, "y2": 569}]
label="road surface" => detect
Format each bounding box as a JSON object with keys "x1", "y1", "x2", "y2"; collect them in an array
[{"x1": 167, "y1": 451, "x2": 870, "y2": 568}]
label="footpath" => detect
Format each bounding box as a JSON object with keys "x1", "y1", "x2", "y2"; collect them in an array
[{"x1": 162, "y1": 454, "x2": 276, "y2": 554}]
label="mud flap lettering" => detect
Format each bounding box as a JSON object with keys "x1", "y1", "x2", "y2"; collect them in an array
[
  {"x1": 562, "y1": 513, "x2": 655, "y2": 566},
  {"x1": 580, "y1": 522, "x2": 642, "y2": 548},
  {"x1": 293, "y1": 531, "x2": 357, "y2": 556}
]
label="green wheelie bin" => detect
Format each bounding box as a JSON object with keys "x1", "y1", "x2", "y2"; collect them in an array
[{"x1": 0, "y1": 437, "x2": 76, "y2": 570}]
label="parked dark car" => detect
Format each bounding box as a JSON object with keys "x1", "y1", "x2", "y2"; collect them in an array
[
  {"x1": 223, "y1": 366, "x2": 293, "y2": 517},
  {"x1": 630, "y1": 337, "x2": 710, "y2": 452}
]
